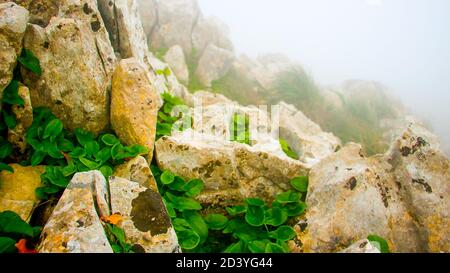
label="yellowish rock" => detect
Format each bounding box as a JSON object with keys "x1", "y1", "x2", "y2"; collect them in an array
[
  {"x1": 8, "y1": 84, "x2": 33, "y2": 153},
  {"x1": 113, "y1": 156, "x2": 158, "y2": 192},
  {"x1": 111, "y1": 58, "x2": 159, "y2": 161},
  {"x1": 0, "y1": 164, "x2": 44, "y2": 222}
]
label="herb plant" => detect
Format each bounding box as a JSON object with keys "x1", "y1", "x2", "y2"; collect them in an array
[
  {"x1": 230, "y1": 113, "x2": 251, "y2": 145},
  {"x1": 156, "y1": 92, "x2": 191, "y2": 140},
  {"x1": 279, "y1": 138, "x2": 298, "y2": 160},
  {"x1": 0, "y1": 211, "x2": 41, "y2": 253}
]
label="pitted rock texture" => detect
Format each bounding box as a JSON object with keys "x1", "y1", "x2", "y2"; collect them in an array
[
  {"x1": 109, "y1": 176, "x2": 179, "y2": 253},
  {"x1": 113, "y1": 156, "x2": 159, "y2": 192}
]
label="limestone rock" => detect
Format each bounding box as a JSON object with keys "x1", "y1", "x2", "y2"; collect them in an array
[
  {"x1": 111, "y1": 58, "x2": 159, "y2": 161},
  {"x1": 22, "y1": 15, "x2": 116, "y2": 135},
  {"x1": 113, "y1": 156, "x2": 158, "y2": 192},
  {"x1": 0, "y1": 2, "x2": 29, "y2": 105},
  {"x1": 109, "y1": 176, "x2": 179, "y2": 253},
  {"x1": 137, "y1": 0, "x2": 157, "y2": 40},
  {"x1": 195, "y1": 44, "x2": 234, "y2": 88},
  {"x1": 39, "y1": 171, "x2": 113, "y2": 253},
  {"x1": 164, "y1": 45, "x2": 189, "y2": 84},
  {"x1": 278, "y1": 102, "x2": 341, "y2": 167},
  {"x1": 8, "y1": 84, "x2": 33, "y2": 153},
  {"x1": 339, "y1": 239, "x2": 380, "y2": 253},
  {"x1": 0, "y1": 164, "x2": 44, "y2": 222},
  {"x1": 150, "y1": 0, "x2": 201, "y2": 57},
  {"x1": 155, "y1": 130, "x2": 308, "y2": 206},
  {"x1": 385, "y1": 122, "x2": 450, "y2": 252},
  {"x1": 192, "y1": 16, "x2": 233, "y2": 55}
]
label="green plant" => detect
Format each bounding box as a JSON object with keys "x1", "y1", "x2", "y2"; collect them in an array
[
  {"x1": 103, "y1": 223, "x2": 133, "y2": 253},
  {"x1": 230, "y1": 113, "x2": 251, "y2": 145},
  {"x1": 0, "y1": 211, "x2": 41, "y2": 253},
  {"x1": 279, "y1": 138, "x2": 298, "y2": 160},
  {"x1": 24, "y1": 107, "x2": 148, "y2": 199},
  {"x1": 367, "y1": 235, "x2": 390, "y2": 253},
  {"x1": 156, "y1": 93, "x2": 191, "y2": 140}
]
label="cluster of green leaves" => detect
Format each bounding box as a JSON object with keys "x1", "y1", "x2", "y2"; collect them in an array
[
  {"x1": 279, "y1": 138, "x2": 298, "y2": 160},
  {"x1": 230, "y1": 113, "x2": 251, "y2": 145},
  {"x1": 104, "y1": 223, "x2": 133, "y2": 253},
  {"x1": 0, "y1": 211, "x2": 41, "y2": 253},
  {"x1": 155, "y1": 67, "x2": 172, "y2": 78},
  {"x1": 153, "y1": 165, "x2": 308, "y2": 253},
  {"x1": 24, "y1": 107, "x2": 148, "y2": 199},
  {"x1": 156, "y1": 93, "x2": 191, "y2": 140},
  {"x1": 367, "y1": 234, "x2": 390, "y2": 253},
  {"x1": 0, "y1": 49, "x2": 42, "y2": 173}
]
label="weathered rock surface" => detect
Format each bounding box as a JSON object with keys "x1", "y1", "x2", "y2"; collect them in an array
[
  {"x1": 137, "y1": 0, "x2": 157, "y2": 40},
  {"x1": 0, "y1": 164, "x2": 44, "y2": 222},
  {"x1": 0, "y1": 2, "x2": 28, "y2": 105},
  {"x1": 39, "y1": 171, "x2": 113, "y2": 253},
  {"x1": 298, "y1": 121, "x2": 449, "y2": 253},
  {"x1": 195, "y1": 44, "x2": 234, "y2": 88},
  {"x1": 278, "y1": 102, "x2": 341, "y2": 167},
  {"x1": 113, "y1": 156, "x2": 158, "y2": 192},
  {"x1": 111, "y1": 58, "x2": 159, "y2": 161},
  {"x1": 192, "y1": 16, "x2": 233, "y2": 55},
  {"x1": 339, "y1": 239, "x2": 380, "y2": 253},
  {"x1": 155, "y1": 130, "x2": 308, "y2": 206},
  {"x1": 164, "y1": 45, "x2": 189, "y2": 84},
  {"x1": 21, "y1": 1, "x2": 116, "y2": 135},
  {"x1": 7, "y1": 84, "x2": 33, "y2": 152},
  {"x1": 109, "y1": 176, "x2": 179, "y2": 253}
]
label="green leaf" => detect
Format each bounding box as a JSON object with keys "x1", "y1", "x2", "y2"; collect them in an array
[
  {"x1": 0, "y1": 163, "x2": 14, "y2": 173},
  {"x1": 84, "y1": 140, "x2": 100, "y2": 157},
  {"x1": 30, "y1": 150, "x2": 46, "y2": 166},
  {"x1": 367, "y1": 235, "x2": 390, "y2": 253},
  {"x1": 35, "y1": 185, "x2": 60, "y2": 200},
  {"x1": 69, "y1": 147, "x2": 85, "y2": 158},
  {"x1": 160, "y1": 170, "x2": 175, "y2": 185},
  {"x1": 99, "y1": 165, "x2": 113, "y2": 179},
  {"x1": 0, "y1": 237, "x2": 17, "y2": 253},
  {"x1": 245, "y1": 198, "x2": 265, "y2": 207},
  {"x1": 183, "y1": 210, "x2": 208, "y2": 244},
  {"x1": 96, "y1": 147, "x2": 111, "y2": 164},
  {"x1": 264, "y1": 207, "x2": 288, "y2": 226},
  {"x1": 79, "y1": 157, "x2": 100, "y2": 170},
  {"x1": 74, "y1": 128, "x2": 94, "y2": 147},
  {"x1": 0, "y1": 211, "x2": 34, "y2": 237},
  {"x1": 18, "y1": 49, "x2": 42, "y2": 75},
  {"x1": 105, "y1": 223, "x2": 126, "y2": 243},
  {"x1": 62, "y1": 160, "x2": 77, "y2": 177},
  {"x1": 183, "y1": 179, "x2": 204, "y2": 197},
  {"x1": 204, "y1": 214, "x2": 229, "y2": 230},
  {"x1": 269, "y1": 226, "x2": 296, "y2": 241},
  {"x1": 101, "y1": 134, "x2": 120, "y2": 146},
  {"x1": 163, "y1": 199, "x2": 177, "y2": 218},
  {"x1": 265, "y1": 242, "x2": 286, "y2": 253},
  {"x1": 224, "y1": 241, "x2": 244, "y2": 253},
  {"x1": 2, "y1": 110, "x2": 17, "y2": 129},
  {"x1": 2, "y1": 80, "x2": 24, "y2": 106},
  {"x1": 276, "y1": 190, "x2": 301, "y2": 204},
  {"x1": 58, "y1": 138, "x2": 75, "y2": 152},
  {"x1": 167, "y1": 177, "x2": 187, "y2": 192},
  {"x1": 248, "y1": 239, "x2": 271, "y2": 253},
  {"x1": 279, "y1": 138, "x2": 298, "y2": 160},
  {"x1": 284, "y1": 201, "x2": 307, "y2": 217},
  {"x1": 111, "y1": 143, "x2": 124, "y2": 160},
  {"x1": 43, "y1": 139, "x2": 64, "y2": 159},
  {"x1": 226, "y1": 205, "x2": 247, "y2": 216},
  {"x1": 123, "y1": 145, "x2": 148, "y2": 157},
  {"x1": 290, "y1": 176, "x2": 309, "y2": 193},
  {"x1": 165, "y1": 192, "x2": 202, "y2": 211},
  {"x1": 245, "y1": 205, "x2": 265, "y2": 227},
  {"x1": 0, "y1": 142, "x2": 13, "y2": 159},
  {"x1": 43, "y1": 166, "x2": 68, "y2": 188},
  {"x1": 156, "y1": 122, "x2": 173, "y2": 137},
  {"x1": 177, "y1": 229, "x2": 200, "y2": 250},
  {"x1": 43, "y1": 119, "x2": 63, "y2": 139}
]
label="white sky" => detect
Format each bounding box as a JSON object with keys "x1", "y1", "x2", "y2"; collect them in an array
[{"x1": 197, "y1": 0, "x2": 450, "y2": 150}]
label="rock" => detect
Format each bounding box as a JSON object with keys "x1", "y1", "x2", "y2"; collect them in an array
[
  {"x1": 0, "y1": 2, "x2": 28, "y2": 107},
  {"x1": 0, "y1": 0, "x2": 57, "y2": 27},
  {"x1": 339, "y1": 239, "x2": 380, "y2": 253},
  {"x1": 192, "y1": 16, "x2": 233, "y2": 55},
  {"x1": 38, "y1": 171, "x2": 113, "y2": 253},
  {"x1": 187, "y1": 91, "x2": 234, "y2": 107},
  {"x1": 111, "y1": 58, "x2": 159, "y2": 161},
  {"x1": 163, "y1": 45, "x2": 189, "y2": 84},
  {"x1": 385, "y1": 121, "x2": 450, "y2": 253},
  {"x1": 150, "y1": 0, "x2": 201, "y2": 57},
  {"x1": 278, "y1": 102, "x2": 341, "y2": 167},
  {"x1": 195, "y1": 44, "x2": 234, "y2": 88},
  {"x1": 22, "y1": 15, "x2": 116, "y2": 135},
  {"x1": 155, "y1": 130, "x2": 308, "y2": 206},
  {"x1": 113, "y1": 156, "x2": 158, "y2": 192},
  {"x1": 7, "y1": 84, "x2": 33, "y2": 153},
  {"x1": 0, "y1": 164, "x2": 44, "y2": 222},
  {"x1": 109, "y1": 176, "x2": 179, "y2": 253},
  {"x1": 137, "y1": 0, "x2": 157, "y2": 39}
]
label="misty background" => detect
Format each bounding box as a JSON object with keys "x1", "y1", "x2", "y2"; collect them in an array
[{"x1": 197, "y1": 0, "x2": 450, "y2": 153}]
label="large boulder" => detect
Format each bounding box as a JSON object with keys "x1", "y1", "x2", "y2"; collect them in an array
[
  {"x1": 155, "y1": 130, "x2": 308, "y2": 206},
  {"x1": 109, "y1": 176, "x2": 179, "y2": 253},
  {"x1": 0, "y1": 164, "x2": 44, "y2": 222},
  {"x1": 195, "y1": 44, "x2": 234, "y2": 88},
  {"x1": 192, "y1": 16, "x2": 234, "y2": 55},
  {"x1": 136, "y1": 0, "x2": 157, "y2": 40},
  {"x1": 113, "y1": 156, "x2": 158, "y2": 192},
  {"x1": 38, "y1": 171, "x2": 113, "y2": 253},
  {"x1": 111, "y1": 58, "x2": 159, "y2": 161},
  {"x1": 164, "y1": 45, "x2": 189, "y2": 84},
  {"x1": 7, "y1": 84, "x2": 33, "y2": 153},
  {"x1": 0, "y1": 2, "x2": 29, "y2": 107}
]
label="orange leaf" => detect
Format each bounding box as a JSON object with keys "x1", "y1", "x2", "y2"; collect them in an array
[
  {"x1": 101, "y1": 213, "x2": 123, "y2": 225},
  {"x1": 15, "y1": 239, "x2": 38, "y2": 254}
]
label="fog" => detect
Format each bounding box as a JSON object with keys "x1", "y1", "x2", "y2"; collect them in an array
[{"x1": 197, "y1": 0, "x2": 450, "y2": 153}]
